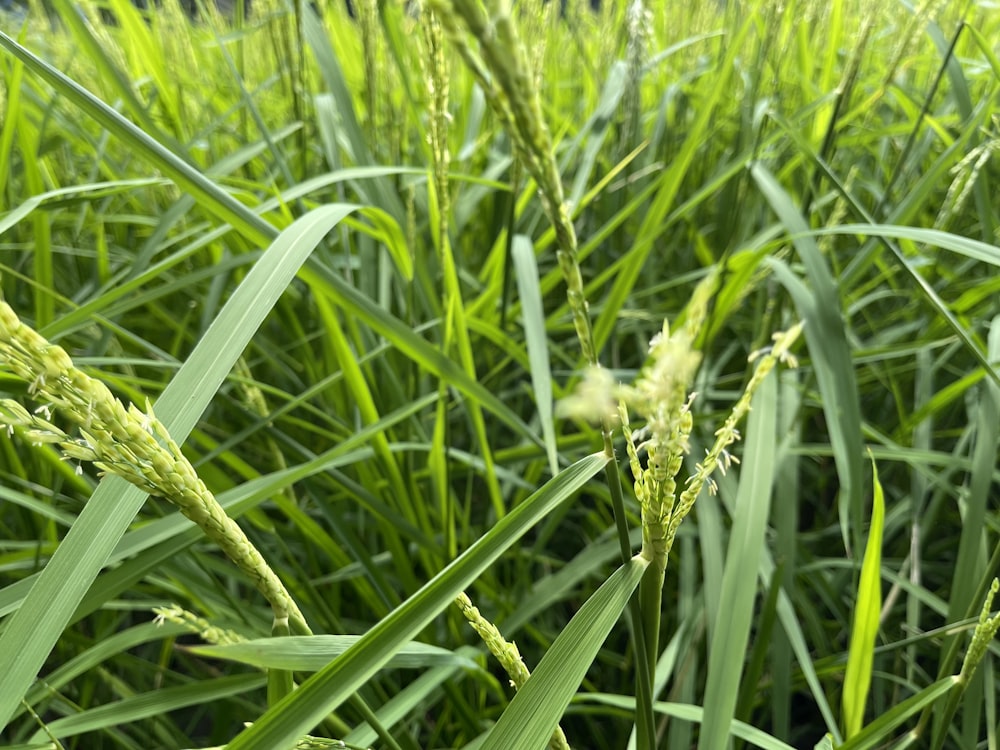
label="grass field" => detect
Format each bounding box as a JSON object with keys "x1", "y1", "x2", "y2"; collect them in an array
[{"x1": 1, "y1": 0, "x2": 1000, "y2": 748}]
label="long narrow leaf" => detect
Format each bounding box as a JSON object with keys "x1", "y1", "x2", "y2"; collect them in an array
[
  {"x1": 0, "y1": 29, "x2": 275, "y2": 247},
  {"x1": 480, "y1": 557, "x2": 648, "y2": 750},
  {"x1": 301, "y1": 261, "x2": 540, "y2": 444},
  {"x1": 512, "y1": 234, "x2": 559, "y2": 475},
  {"x1": 841, "y1": 456, "x2": 886, "y2": 738},
  {"x1": 186, "y1": 635, "x2": 478, "y2": 672},
  {"x1": 30, "y1": 674, "x2": 265, "y2": 742},
  {"x1": 697, "y1": 373, "x2": 778, "y2": 750},
  {"x1": 584, "y1": 694, "x2": 798, "y2": 750}
]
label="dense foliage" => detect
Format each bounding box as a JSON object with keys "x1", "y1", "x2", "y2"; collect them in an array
[{"x1": 1, "y1": 0, "x2": 999, "y2": 748}]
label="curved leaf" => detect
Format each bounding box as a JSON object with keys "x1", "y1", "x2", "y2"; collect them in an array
[{"x1": 187, "y1": 635, "x2": 479, "y2": 672}]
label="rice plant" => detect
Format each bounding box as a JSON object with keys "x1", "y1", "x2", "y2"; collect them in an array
[{"x1": 1, "y1": 0, "x2": 999, "y2": 748}]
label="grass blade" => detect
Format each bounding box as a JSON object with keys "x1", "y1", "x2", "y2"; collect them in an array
[
  {"x1": 583, "y1": 694, "x2": 798, "y2": 750},
  {"x1": 0, "y1": 28, "x2": 274, "y2": 246},
  {"x1": 480, "y1": 557, "x2": 649, "y2": 750},
  {"x1": 186, "y1": 635, "x2": 477, "y2": 672},
  {"x1": 841, "y1": 455, "x2": 885, "y2": 739},
  {"x1": 300, "y1": 261, "x2": 540, "y2": 444},
  {"x1": 30, "y1": 674, "x2": 265, "y2": 743},
  {"x1": 697, "y1": 371, "x2": 778, "y2": 750},
  {"x1": 512, "y1": 234, "x2": 559, "y2": 475}
]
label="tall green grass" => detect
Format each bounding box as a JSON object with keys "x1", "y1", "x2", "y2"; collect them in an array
[{"x1": 1, "y1": 0, "x2": 999, "y2": 748}]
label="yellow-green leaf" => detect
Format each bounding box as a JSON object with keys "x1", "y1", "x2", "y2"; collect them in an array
[{"x1": 841, "y1": 454, "x2": 885, "y2": 739}]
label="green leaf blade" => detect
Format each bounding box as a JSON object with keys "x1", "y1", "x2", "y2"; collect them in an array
[
  {"x1": 841, "y1": 455, "x2": 886, "y2": 739},
  {"x1": 481, "y1": 557, "x2": 649, "y2": 750}
]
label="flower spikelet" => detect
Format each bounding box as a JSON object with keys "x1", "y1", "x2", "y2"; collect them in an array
[
  {"x1": 960, "y1": 578, "x2": 1000, "y2": 686},
  {"x1": 153, "y1": 604, "x2": 246, "y2": 646},
  {"x1": 662, "y1": 322, "x2": 804, "y2": 557},
  {"x1": 613, "y1": 318, "x2": 701, "y2": 568},
  {"x1": 560, "y1": 307, "x2": 802, "y2": 582},
  {"x1": 558, "y1": 272, "x2": 722, "y2": 569},
  {"x1": 425, "y1": 0, "x2": 595, "y2": 367},
  {"x1": 0, "y1": 300, "x2": 305, "y2": 629},
  {"x1": 556, "y1": 365, "x2": 619, "y2": 424},
  {"x1": 456, "y1": 592, "x2": 531, "y2": 689},
  {"x1": 456, "y1": 592, "x2": 571, "y2": 750}
]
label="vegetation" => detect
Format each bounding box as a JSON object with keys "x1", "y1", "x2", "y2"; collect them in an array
[{"x1": 1, "y1": 0, "x2": 999, "y2": 747}]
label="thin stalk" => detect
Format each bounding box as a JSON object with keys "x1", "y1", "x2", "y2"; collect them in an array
[
  {"x1": 421, "y1": 6, "x2": 506, "y2": 520},
  {"x1": 422, "y1": 2, "x2": 655, "y2": 743}
]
